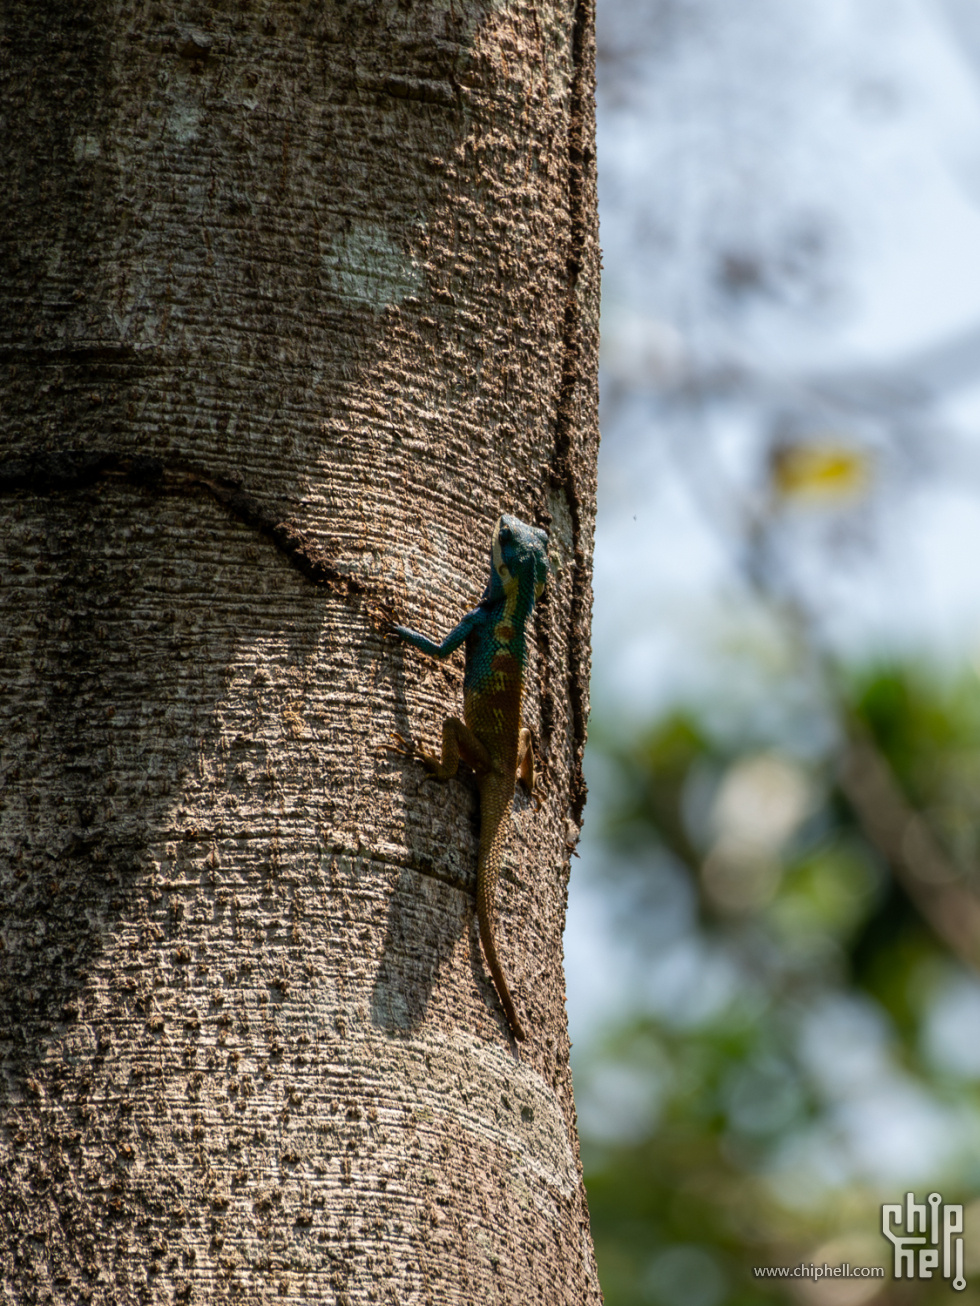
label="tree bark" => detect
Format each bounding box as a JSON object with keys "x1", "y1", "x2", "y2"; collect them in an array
[{"x1": 0, "y1": 2, "x2": 601, "y2": 1304}]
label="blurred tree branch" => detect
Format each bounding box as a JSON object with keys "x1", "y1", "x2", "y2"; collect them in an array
[{"x1": 839, "y1": 720, "x2": 980, "y2": 973}]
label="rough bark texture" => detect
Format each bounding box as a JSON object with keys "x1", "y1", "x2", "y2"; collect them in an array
[{"x1": 0, "y1": 2, "x2": 600, "y2": 1303}]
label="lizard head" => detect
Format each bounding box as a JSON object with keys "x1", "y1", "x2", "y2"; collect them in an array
[{"x1": 491, "y1": 515, "x2": 550, "y2": 602}]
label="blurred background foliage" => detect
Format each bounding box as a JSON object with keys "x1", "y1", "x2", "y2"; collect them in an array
[
  {"x1": 573, "y1": 0, "x2": 980, "y2": 1301},
  {"x1": 579, "y1": 668, "x2": 980, "y2": 1304}
]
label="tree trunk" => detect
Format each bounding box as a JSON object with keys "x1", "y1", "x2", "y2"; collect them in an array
[{"x1": 0, "y1": 2, "x2": 600, "y2": 1303}]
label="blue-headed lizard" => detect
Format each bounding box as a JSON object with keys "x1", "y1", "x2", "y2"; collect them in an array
[{"x1": 392, "y1": 515, "x2": 550, "y2": 1041}]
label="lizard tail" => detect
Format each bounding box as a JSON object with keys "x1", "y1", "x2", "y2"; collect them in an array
[{"x1": 476, "y1": 826, "x2": 526, "y2": 1041}]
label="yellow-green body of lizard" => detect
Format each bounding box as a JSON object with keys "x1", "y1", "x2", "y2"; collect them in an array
[{"x1": 392, "y1": 515, "x2": 549, "y2": 1041}]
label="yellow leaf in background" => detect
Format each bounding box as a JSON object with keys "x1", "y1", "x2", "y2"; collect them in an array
[{"x1": 770, "y1": 439, "x2": 873, "y2": 504}]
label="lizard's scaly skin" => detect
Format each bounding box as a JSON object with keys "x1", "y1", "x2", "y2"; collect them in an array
[{"x1": 392, "y1": 515, "x2": 549, "y2": 1041}]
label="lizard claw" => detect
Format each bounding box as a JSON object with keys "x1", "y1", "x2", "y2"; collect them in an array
[{"x1": 387, "y1": 731, "x2": 416, "y2": 759}]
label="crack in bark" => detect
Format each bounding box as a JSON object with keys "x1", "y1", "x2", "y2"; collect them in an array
[
  {"x1": 0, "y1": 450, "x2": 396, "y2": 629},
  {"x1": 543, "y1": 0, "x2": 597, "y2": 827}
]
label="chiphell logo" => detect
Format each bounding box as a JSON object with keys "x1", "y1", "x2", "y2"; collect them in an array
[{"x1": 882, "y1": 1192, "x2": 965, "y2": 1291}]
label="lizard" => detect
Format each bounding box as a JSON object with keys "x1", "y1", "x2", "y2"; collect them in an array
[{"x1": 391, "y1": 514, "x2": 550, "y2": 1042}]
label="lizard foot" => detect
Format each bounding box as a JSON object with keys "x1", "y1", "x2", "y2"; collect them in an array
[
  {"x1": 387, "y1": 733, "x2": 447, "y2": 783},
  {"x1": 386, "y1": 731, "x2": 416, "y2": 759}
]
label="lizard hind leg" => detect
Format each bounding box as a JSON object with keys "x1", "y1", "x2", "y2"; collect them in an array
[
  {"x1": 421, "y1": 716, "x2": 490, "y2": 781},
  {"x1": 516, "y1": 727, "x2": 534, "y2": 790}
]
